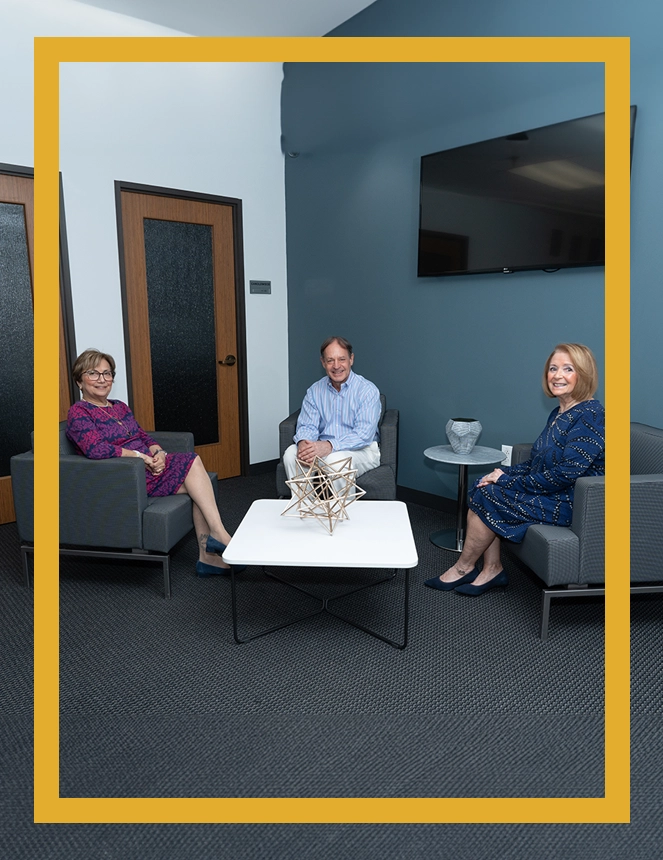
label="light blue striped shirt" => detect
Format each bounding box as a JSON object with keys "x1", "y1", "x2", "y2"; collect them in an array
[{"x1": 294, "y1": 370, "x2": 381, "y2": 451}]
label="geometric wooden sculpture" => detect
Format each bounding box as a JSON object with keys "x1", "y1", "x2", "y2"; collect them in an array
[{"x1": 282, "y1": 455, "x2": 366, "y2": 534}]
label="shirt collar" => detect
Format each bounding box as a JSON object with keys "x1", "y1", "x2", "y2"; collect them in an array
[{"x1": 325, "y1": 369, "x2": 355, "y2": 393}]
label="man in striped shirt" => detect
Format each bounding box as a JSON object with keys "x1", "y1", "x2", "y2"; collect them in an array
[{"x1": 283, "y1": 336, "x2": 381, "y2": 486}]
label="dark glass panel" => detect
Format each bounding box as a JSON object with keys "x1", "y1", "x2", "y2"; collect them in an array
[
  {"x1": 0, "y1": 203, "x2": 34, "y2": 475},
  {"x1": 417, "y1": 110, "x2": 620, "y2": 276},
  {"x1": 144, "y1": 219, "x2": 218, "y2": 444}
]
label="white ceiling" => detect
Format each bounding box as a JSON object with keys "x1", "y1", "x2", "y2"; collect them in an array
[{"x1": 74, "y1": 0, "x2": 378, "y2": 36}]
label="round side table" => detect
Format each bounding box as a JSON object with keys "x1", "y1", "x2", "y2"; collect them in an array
[{"x1": 424, "y1": 444, "x2": 506, "y2": 552}]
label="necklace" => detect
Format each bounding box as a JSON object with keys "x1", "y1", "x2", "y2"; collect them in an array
[{"x1": 83, "y1": 398, "x2": 123, "y2": 425}]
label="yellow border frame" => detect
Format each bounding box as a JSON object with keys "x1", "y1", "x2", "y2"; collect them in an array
[{"x1": 35, "y1": 36, "x2": 630, "y2": 824}]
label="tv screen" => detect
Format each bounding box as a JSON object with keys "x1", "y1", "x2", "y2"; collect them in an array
[{"x1": 417, "y1": 108, "x2": 636, "y2": 277}]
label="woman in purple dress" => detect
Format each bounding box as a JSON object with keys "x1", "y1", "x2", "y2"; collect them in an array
[
  {"x1": 425, "y1": 343, "x2": 605, "y2": 596},
  {"x1": 66, "y1": 348, "x2": 236, "y2": 576}
]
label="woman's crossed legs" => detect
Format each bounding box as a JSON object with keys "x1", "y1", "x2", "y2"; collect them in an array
[
  {"x1": 436, "y1": 510, "x2": 504, "y2": 586},
  {"x1": 176, "y1": 455, "x2": 233, "y2": 570}
]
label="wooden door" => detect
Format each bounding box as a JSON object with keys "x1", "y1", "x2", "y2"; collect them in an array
[
  {"x1": 118, "y1": 189, "x2": 244, "y2": 479},
  {"x1": 0, "y1": 173, "x2": 34, "y2": 524}
]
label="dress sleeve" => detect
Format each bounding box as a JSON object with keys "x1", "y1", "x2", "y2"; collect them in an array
[
  {"x1": 66, "y1": 405, "x2": 122, "y2": 459},
  {"x1": 497, "y1": 409, "x2": 605, "y2": 495},
  {"x1": 499, "y1": 458, "x2": 532, "y2": 478}
]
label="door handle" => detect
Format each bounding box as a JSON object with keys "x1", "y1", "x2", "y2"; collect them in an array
[{"x1": 218, "y1": 355, "x2": 237, "y2": 366}]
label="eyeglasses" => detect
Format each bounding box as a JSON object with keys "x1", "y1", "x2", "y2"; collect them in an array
[{"x1": 84, "y1": 370, "x2": 115, "y2": 380}]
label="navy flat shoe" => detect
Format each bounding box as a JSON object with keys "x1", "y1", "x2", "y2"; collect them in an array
[
  {"x1": 206, "y1": 535, "x2": 228, "y2": 555},
  {"x1": 454, "y1": 570, "x2": 508, "y2": 596},
  {"x1": 205, "y1": 535, "x2": 246, "y2": 576},
  {"x1": 196, "y1": 560, "x2": 231, "y2": 577},
  {"x1": 424, "y1": 567, "x2": 480, "y2": 591}
]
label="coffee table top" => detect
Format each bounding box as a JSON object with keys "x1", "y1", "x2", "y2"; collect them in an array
[
  {"x1": 222, "y1": 499, "x2": 418, "y2": 569},
  {"x1": 424, "y1": 444, "x2": 506, "y2": 467}
]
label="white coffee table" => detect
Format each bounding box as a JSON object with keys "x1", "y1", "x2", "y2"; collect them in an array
[{"x1": 222, "y1": 499, "x2": 418, "y2": 648}]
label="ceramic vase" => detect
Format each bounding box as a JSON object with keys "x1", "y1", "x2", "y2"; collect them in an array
[{"x1": 446, "y1": 418, "x2": 482, "y2": 454}]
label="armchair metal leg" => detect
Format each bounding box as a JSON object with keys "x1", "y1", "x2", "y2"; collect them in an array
[
  {"x1": 21, "y1": 544, "x2": 171, "y2": 597},
  {"x1": 21, "y1": 544, "x2": 34, "y2": 588},
  {"x1": 540, "y1": 585, "x2": 606, "y2": 640},
  {"x1": 540, "y1": 591, "x2": 552, "y2": 641},
  {"x1": 58, "y1": 548, "x2": 172, "y2": 598},
  {"x1": 131, "y1": 548, "x2": 170, "y2": 599},
  {"x1": 162, "y1": 556, "x2": 171, "y2": 599},
  {"x1": 631, "y1": 583, "x2": 663, "y2": 596}
]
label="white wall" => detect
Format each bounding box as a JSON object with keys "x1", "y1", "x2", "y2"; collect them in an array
[{"x1": 1, "y1": 0, "x2": 290, "y2": 464}]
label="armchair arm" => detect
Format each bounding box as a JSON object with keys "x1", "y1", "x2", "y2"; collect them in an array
[
  {"x1": 278, "y1": 410, "x2": 300, "y2": 459},
  {"x1": 631, "y1": 473, "x2": 663, "y2": 582},
  {"x1": 10, "y1": 451, "x2": 34, "y2": 542},
  {"x1": 378, "y1": 408, "x2": 399, "y2": 474},
  {"x1": 512, "y1": 443, "x2": 533, "y2": 465},
  {"x1": 631, "y1": 423, "x2": 663, "y2": 474},
  {"x1": 60, "y1": 455, "x2": 148, "y2": 549},
  {"x1": 150, "y1": 431, "x2": 194, "y2": 454},
  {"x1": 570, "y1": 475, "x2": 605, "y2": 584}
]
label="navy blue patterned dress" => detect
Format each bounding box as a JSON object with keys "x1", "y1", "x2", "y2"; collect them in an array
[
  {"x1": 468, "y1": 399, "x2": 605, "y2": 543},
  {"x1": 66, "y1": 400, "x2": 197, "y2": 498}
]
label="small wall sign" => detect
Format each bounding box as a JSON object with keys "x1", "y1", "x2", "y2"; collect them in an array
[{"x1": 249, "y1": 280, "x2": 271, "y2": 294}]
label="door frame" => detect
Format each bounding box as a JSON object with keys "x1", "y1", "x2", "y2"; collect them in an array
[
  {"x1": 58, "y1": 173, "x2": 78, "y2": 413},
  {"x1": 114, "y1": 180, "x2": 250, "y2": 477},
  {"x1": 0, "y1": 165, "x2": 77, "y2": 419}
]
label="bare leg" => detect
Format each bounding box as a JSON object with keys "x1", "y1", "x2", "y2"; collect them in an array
[
  {"x1": 176, "y1": 456, "x2": 233, "y2": 567},
  {"x1": 471, "y1": 533, "x2": 503, "y2": 585},
  {"x1": 191, "y1": 501, "x2": 230, "y2": 570},
  {"x1": 437, "y1": 510, "x2": 499, "y2": 583}
]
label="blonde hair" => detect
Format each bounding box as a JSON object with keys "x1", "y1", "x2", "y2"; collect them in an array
[
  {"x1": 72, "y1": 348, "x2": 116, "y2": 386},
  {"x1": 542, "y1": 343, "x2": 599, "y2": 402}
]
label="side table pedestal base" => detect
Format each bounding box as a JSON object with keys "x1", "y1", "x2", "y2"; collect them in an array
[{"x1": 429, "y1": 528, "x2": 463, "y2": 553}]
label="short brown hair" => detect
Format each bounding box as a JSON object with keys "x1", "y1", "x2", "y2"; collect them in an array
[
  {"x1": 320, "y1": 336, "x2": 353, "y2": 357},
  {"x1": 542, "y1": 343, "x2": 599, "y2": 401},
  {"x1": 72, "y1": 348, "x2": 116, "y2": 385}
]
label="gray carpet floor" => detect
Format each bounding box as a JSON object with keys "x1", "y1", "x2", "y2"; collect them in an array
[{"x1": 1, "y1": 473, "x2": 661, "y2": 857}]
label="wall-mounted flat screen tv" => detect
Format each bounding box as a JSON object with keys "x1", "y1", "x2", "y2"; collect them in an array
[{"x1": 417, "y1": 107, "x2": 636, "y2": 277}]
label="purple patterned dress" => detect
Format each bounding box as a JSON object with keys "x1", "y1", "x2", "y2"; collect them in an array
[{"x1": 66, "y1": 400, "x2": 197, "y2": 498}]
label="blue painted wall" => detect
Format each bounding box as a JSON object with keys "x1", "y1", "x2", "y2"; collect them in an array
[{"x1": 281, "y1": 0, "x2": 662, "y2": 498}]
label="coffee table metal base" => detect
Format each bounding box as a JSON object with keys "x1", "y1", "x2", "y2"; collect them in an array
[{"x1": 231, "y1": 566, "x2": 409, "y2": 649}]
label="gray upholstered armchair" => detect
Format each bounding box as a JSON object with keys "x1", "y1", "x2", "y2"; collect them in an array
[
  {"x1": 630, "y1": 422, "x2": 663, "y2": 585},
  {"x1": 506, "y1": 421, "x2": 663, "y2": 639},
  {"x1": 275, "y1": 394, "x2": 399, "y2": 500},
  {"x1": 10, "y1": 422, "x2": 218, "y2": 598}
]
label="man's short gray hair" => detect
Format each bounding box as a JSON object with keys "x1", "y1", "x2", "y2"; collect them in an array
[{"x1": 320, "y1": 336, "x2": 353, "y2": 356}]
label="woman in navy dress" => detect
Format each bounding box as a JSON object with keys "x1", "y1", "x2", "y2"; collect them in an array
[
  {"x1": 425, "y1": 343, "x2": 605, "y2": 595},
  {"x1": 66, "y1": 349, "x2": 236, "y2": 576}
]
